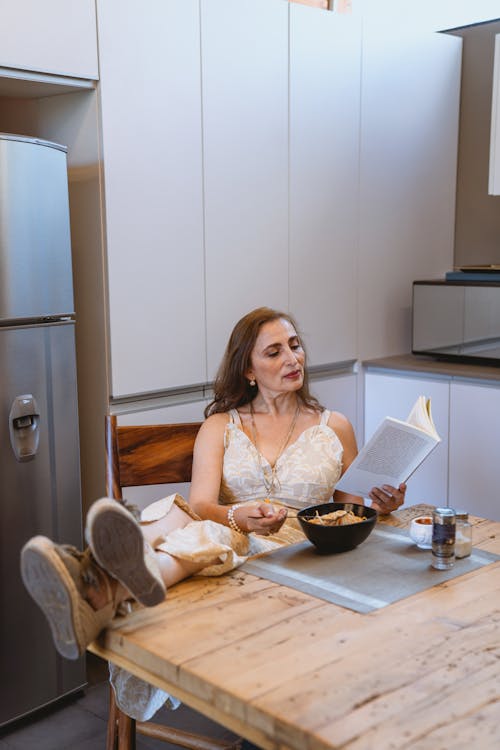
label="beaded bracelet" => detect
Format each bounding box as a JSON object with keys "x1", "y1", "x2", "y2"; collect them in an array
[{"x1": 227, "y1": 503, "x2": 247, "y2": 535}]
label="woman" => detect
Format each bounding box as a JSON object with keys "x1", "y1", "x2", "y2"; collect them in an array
[
  {"x1": 21, "y1": 307, "x2": 405, "y2": 713},
  {"x1": 190, "y1": 307, "x2": 403, "y2": 532}
]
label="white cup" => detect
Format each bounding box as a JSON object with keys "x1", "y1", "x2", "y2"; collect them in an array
[{"x1": 409, "y1": 516, "x2": 433, "y2": 549}]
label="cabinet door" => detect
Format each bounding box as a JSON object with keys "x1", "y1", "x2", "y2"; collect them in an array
[
  {"x1": 202, "y1": 0, "x2": 289, "y2": 376},
  {"x1": 310, "y1": 372, "x2": 359, "y2": 439},
  {"x1": 289, "y1": 6, "x2": 360, "y2": 365},
  {"x1": 97, "y1": 0, "x2": 206, "y2": 397},
  {"x1": 358, "y1": 28, "x2": 461, "y2": 359},
  {"x1": 0, "y1": 0, "x2": 98, "y2": 79},
  {"x1": 449, "y1": 382, "x2": 500, "y2": 521},
  {"x1": 364, "y1": 372, "x2": 449, "y2": 507}
]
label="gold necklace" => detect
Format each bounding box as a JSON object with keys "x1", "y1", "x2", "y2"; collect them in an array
[{"x1": 249, "y1": 402, "x2": 300, "y2": 496}]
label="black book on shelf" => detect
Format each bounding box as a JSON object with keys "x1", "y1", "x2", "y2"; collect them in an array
[{"x1": 446, "y1": 266, "x2": 500, "y2": 282}]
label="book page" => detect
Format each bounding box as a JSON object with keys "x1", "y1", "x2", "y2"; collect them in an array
[
  {"x1": 406, "y1": 396, "x2": 439, "y2": 439},
  {"x1": 335, "y1": 416, "x2": 440, "y2": 499},
  {"x1": 356, "y1": 424, "x2": 432, "y2": 477}
]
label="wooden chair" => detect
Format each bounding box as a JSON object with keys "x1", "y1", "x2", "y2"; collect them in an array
[{"x1": 104, "y1": 415, "x2": 242, "y2": 750}]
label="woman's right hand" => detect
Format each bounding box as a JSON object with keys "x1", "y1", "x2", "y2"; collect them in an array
[{"x1": 235, "y1": 502, "x2": 288, "y2": 536}]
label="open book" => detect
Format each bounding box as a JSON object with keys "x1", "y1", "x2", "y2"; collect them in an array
[{"x1": 335, "y1": 396, "x2": 441, "y2": 499}]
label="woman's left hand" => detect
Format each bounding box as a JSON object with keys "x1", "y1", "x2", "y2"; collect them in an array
[{"x1": 369, "y1": 483, "x2": 406, "y2": 514}]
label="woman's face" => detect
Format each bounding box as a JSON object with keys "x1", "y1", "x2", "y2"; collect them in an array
[{"x1": 247, "y1": 318, "x2": 305, "y2": 395}]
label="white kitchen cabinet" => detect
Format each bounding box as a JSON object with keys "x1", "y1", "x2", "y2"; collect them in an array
[
  {"x1": 289, "y1": 6, "x2": 360, "y2": 366},
  {"x1": 358, "y1": 27, "x2": 461, "y2": 359},
  {"x1": 95, "y1": 0, "x2": 463, "y2": 396},
  {"x1": 202, "y1": 0, "x2": 289, "y2": 377},
  {"x1": 310, "y1": 371, "x2": 359, "y2": 439},
  {"x1": 0, "y1": 0, "x2": 98, "y2": 79},
  {"x1": 116, "y1": 402, "x2": 206, "y2": 427},
  {"x1": 96, "y1": 0, "x2": 206, "y2": 397},
  {"x1": 364, "y1": 372, "x2": 449, "y2": 507},
  {"x1": 449, "y1": 381, "x2": 500, "y2": 521}
]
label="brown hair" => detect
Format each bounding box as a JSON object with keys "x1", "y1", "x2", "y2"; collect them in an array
[{"x1": 205, "y1": 307, "x2": 323, "y2": 417}]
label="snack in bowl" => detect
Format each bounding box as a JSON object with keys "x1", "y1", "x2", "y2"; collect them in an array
[
  {"x1": 298, "y1": 502, "x2": 377, "y2": 554},
  {"x1": 307, "y1": 508, "x2": 367, "y2": 526}
]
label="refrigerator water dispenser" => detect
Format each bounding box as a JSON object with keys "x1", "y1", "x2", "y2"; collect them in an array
[{"x1": 9, "y1": 394, "x2": 40, "y2": 460}]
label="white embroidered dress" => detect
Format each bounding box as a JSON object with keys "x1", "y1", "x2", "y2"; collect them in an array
[{"x1": 221, "y1": 408, "x2": 343, "y2": 508}]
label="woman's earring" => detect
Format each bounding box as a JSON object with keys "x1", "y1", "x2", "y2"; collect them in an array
[{"x1": 249, "y1": 379, "x2": 256, "y2": 387}]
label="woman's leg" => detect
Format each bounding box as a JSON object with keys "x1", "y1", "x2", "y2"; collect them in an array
[
  {"x1": 140, "y1": 501, "x2": 221, "y2": 584},
  {"x1": 86, "y1": 498, "x2": 217, "y2": 599},
  {"x1": 21, "y1": 496, "x2": 244, "y2": 661},
  {"x1": 20, "y1": 516, "x2": 211, "y2": 663},
  {"x1": 153, "y1": 552, "x2": 211, "y2": 587},
  {"x1": 140, "y1": 501, "x2": 193, "y2": 548}
]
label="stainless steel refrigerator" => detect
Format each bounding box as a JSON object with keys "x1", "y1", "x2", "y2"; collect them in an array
[{"x1": 0, "y1": 133, "x2": 85, "y2": 727}]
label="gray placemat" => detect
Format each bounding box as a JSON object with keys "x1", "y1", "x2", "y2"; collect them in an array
[{"x1": 241, "y1": 526, "x2": 500, "y2": 613}]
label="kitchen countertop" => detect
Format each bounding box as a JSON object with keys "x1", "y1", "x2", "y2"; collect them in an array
[{"x1": 363, "y1": 353, "x2": 500, "y2": 384}]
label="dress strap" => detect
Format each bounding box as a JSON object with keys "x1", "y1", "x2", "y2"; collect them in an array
[
  {"x1": 228, "y1": 409, "x2": 242, "y2": 427},
  {"x1": 320, "y1": 409, "x2": 331, "y2": 426}
]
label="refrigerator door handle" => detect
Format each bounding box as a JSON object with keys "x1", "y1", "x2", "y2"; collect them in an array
[{"x1": 9, "y1": 395, "x2": 40, "y2": 461}]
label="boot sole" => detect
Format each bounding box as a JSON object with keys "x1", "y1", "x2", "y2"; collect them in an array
[
  {"x1": 20, "y1": 538, "x2": 81, "y2": 660},
  {"x1": 88, "y1": 505, "x2": 165, "y2": 607}
]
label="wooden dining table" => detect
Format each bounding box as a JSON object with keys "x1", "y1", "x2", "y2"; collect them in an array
[{"x1": 89, "y1": 504, "x2": 500, "y2": 750}]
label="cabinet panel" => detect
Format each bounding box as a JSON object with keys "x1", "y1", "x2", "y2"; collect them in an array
[
  {"x1": 310, "y1": 372, "x2": 359, "y2": 440},
  {"x1": 202, "y1": 0, "x2": 289, "y2": 376},
  {"x1": 358, "y1": 28, "x2": 461, "y2": 360},
  {"x1": 0, "y1": 0, "x2": 98, "y2": 79},
  {"x1": 449, "y1": 382, "x2": 500, "y2": 521},
  {"x1": 97, "y1": 0, "x2": 206, "y2": 396},
  {"x1": 289, "y1": 7, "x2": 360, "y2": 365},
  {"x1": 364, "y1": 372, "x2": 449, "y2": 507}
]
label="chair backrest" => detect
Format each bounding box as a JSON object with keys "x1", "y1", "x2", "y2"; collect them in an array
[{"x1": 105, "y1": 414, "x2": 202, "y2": 499}]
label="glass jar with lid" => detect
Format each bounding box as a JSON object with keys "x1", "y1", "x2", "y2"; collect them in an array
[{"x1": 454, "y1": 510, "x2": 472, "y2": 558}]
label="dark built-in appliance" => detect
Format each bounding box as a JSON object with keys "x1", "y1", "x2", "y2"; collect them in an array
[{"x1": 412, "y1": 279, "x2": 500, "y2": 365}]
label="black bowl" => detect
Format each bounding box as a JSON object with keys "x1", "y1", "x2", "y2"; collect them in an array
[{"x1": 297, "y1": 502, "x2": 377, "y2": 554}]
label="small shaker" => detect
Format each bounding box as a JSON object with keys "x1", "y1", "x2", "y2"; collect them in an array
[{"x1": 455, "y1": 510, "x2": 472, "y2": 558}]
